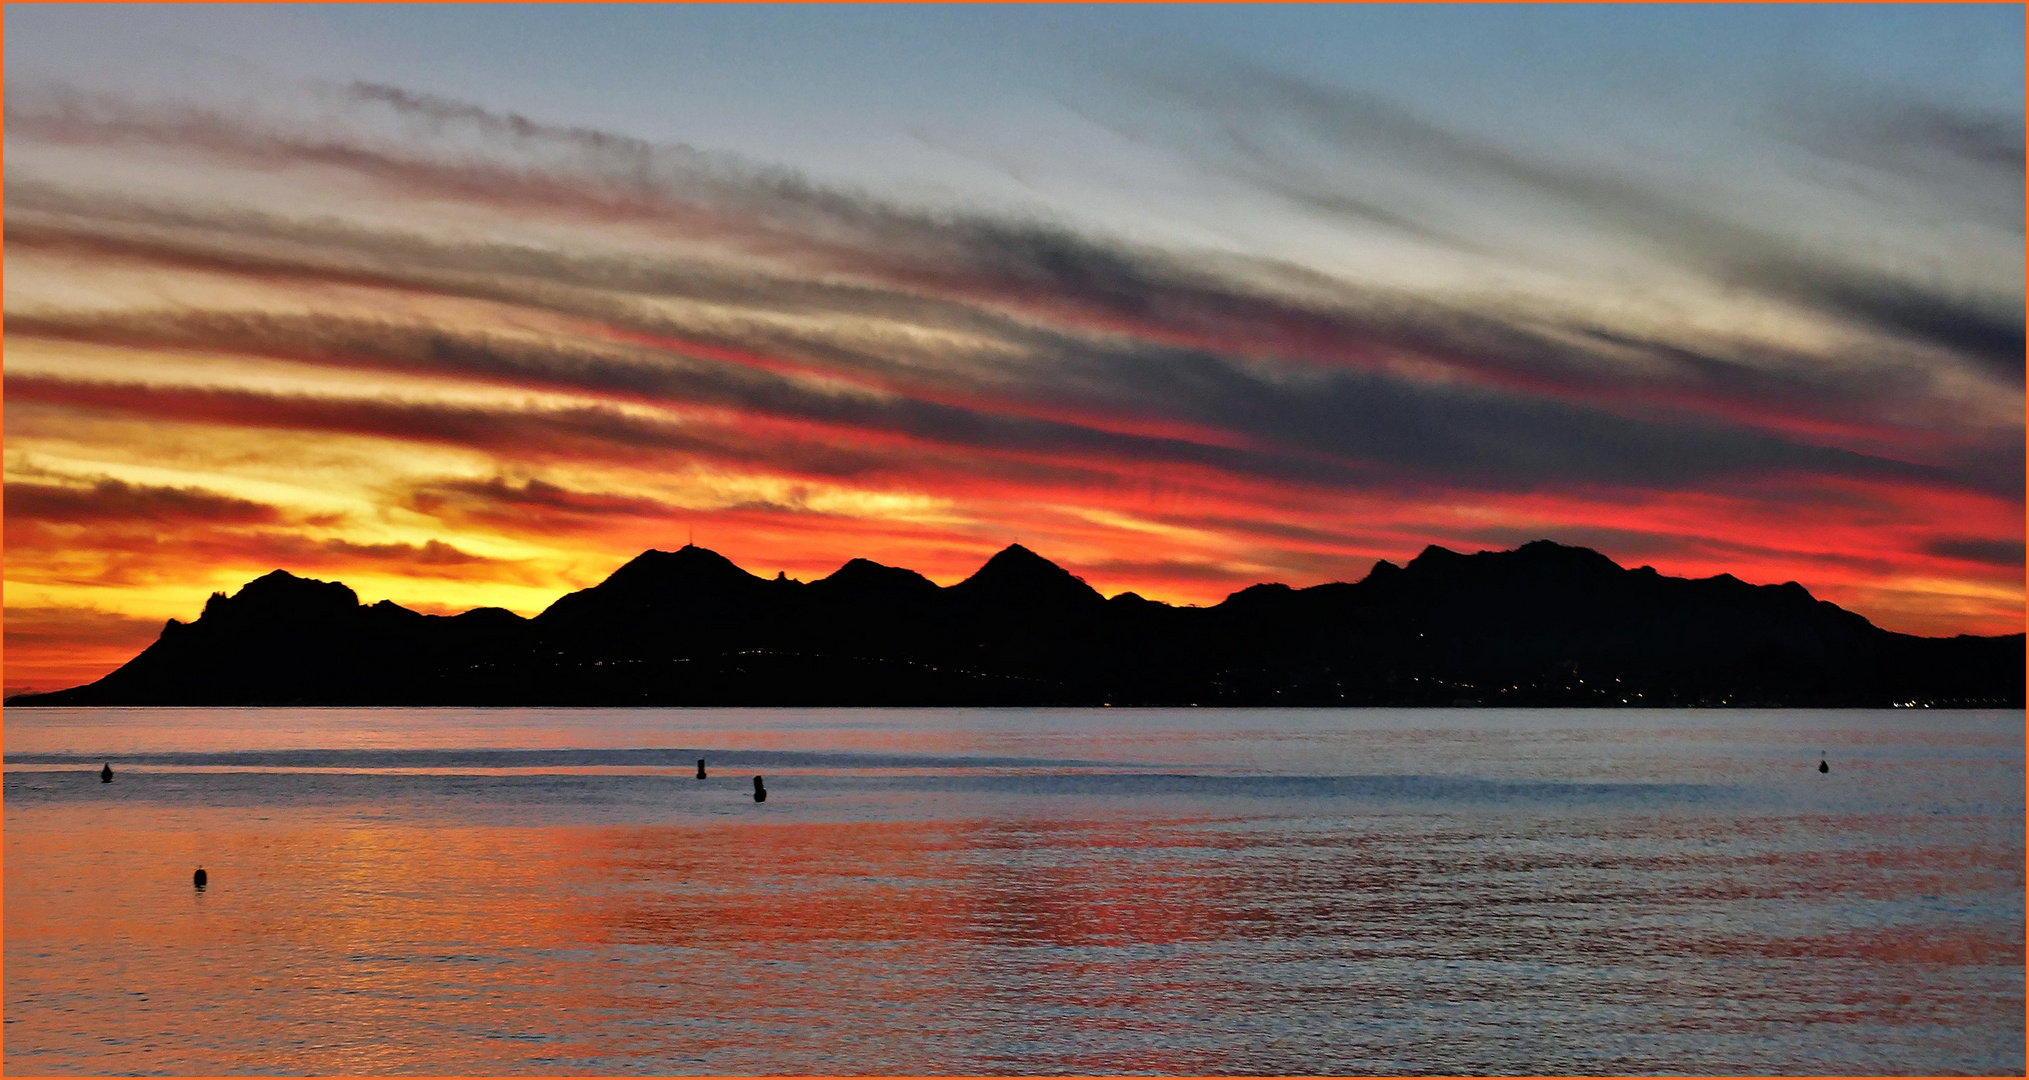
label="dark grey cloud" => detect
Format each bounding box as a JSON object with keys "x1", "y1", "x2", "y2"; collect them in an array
[
  {"x1": 1871, "y1": 102, "x2": 2027, "y2": 174},
  {"x1": 1052, "y1": 333, "x2": 2006, "y2": 495},
  {"x1": 1728, "y1": 258, "x2": 2024, "y2": 380},
  {"x1": 346, "y1": 82, "x2": 683, "y2": 169},
  {"x1": 1772, "y1": 91, "x2": 2024, "y2": 223},
  {"x1": 1125, "y1": 62, "x2": 2026, "y2": 379},
  {"x1": 1924, "y1": 536, "x2": 2027, "y2": 568}
]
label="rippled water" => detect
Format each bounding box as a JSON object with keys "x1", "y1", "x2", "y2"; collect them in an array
[{"x1": 5, "y1": 707, "x2": 2022, "y2": 1075}]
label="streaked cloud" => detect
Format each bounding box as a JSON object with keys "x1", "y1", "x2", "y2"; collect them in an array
[{"x1": 5, "y1": 476, "x2": 283, "y2": 525}]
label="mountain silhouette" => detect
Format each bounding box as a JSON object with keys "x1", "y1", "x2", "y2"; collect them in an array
[
  {"x1": 948, "y1": 543, "x2": 1106, "y2": 614},
  {"x1": 9, "y1": 540, "x2": 2020, "y2": 707}
]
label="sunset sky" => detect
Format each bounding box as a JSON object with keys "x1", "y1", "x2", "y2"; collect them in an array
[{"x1": 5, "y1": 4, "x2": 2023, "y2": 694}]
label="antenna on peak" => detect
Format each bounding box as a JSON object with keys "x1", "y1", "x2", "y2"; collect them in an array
[{"x1": 688, "y1": 524, "x2": 694, "y2": 548}]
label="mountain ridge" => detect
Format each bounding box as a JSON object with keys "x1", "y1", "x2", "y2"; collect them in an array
[{"x1": 9, "y1": 540, "x2": 2021, "y2": 708}]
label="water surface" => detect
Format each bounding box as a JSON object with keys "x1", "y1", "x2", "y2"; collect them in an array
[{"x1": 5, "y1": 708, "x2": 2022, "y2": 1074}]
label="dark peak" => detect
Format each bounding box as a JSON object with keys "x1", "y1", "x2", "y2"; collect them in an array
[
  {"x1": 1220, "y1": 580, "x2": 1292, "y2": 601},
  {"x1": 1512, "y1": 539, "x2": 1623, "y2": 570},
  {"x1": 1407, "y1": 544, "x2": 1464, "y2": 567},
  {"x1": 532, "y1": 544, "x2": 770, "y2": 626},
  {"x1": 985, "y1": 542, "x2": 1044, "y2": 566},
  {"x1": 1406, "y1": 540, "x2": 1624, "y2": 577},
  {"x1": 1109, "y1": 590, "x2": 1176, "y2": 611},
  {"x1": 446, "y1": 605, "x2": 526, "y2": 624},
  {"x1": 951, "y1": 544, "x2": 1104, "y2": 606},
  {"x1": 1213, "y1": 581, "x2": 1295, "y2": 613},
  {"x1": 816, "y1": 557, "x2": 938, "y2": 594},
  {"x1": 605, "y1": 545, "x2": 758, "y2": 588},
  {"x1": 1361, "y1": 559, "x2": 1403, "y2": 582},
  {"x1": 965, "y1": 543, "x2": 1077, "y2": 580},
  {"x1": 202, "y1": 570, "x2": 359, "y2": 621},
  {"x1": 367, "y1": 598, "x2": 427, "y2": 623},
  {"x1": 828, "y1": 557, "x2": 898, "y2": 579}
]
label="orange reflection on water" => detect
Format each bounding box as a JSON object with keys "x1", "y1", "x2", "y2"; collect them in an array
[
  {"x1": 7, "y1": 808, "x2": 628, "y2": 1073},
  {"x1": 5, "y1": 803, "x2": 1275, "y2": 1073},
  {"x1": 7, "y1": 794, "x2": 2024, "y2": 1075}
]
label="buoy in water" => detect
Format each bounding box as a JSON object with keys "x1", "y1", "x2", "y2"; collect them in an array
[
  {"x1": 193, "y1": 867, "x2": 208, "y2": 889},
  {"x1": 696, "y1": 758, "x2": 707, "y2": 780},
  {"x1": 100, "y1": 763, "x2": 113, "y2": 783},
  {"x1": 752, "y1": 775, "x2": 767, "y2": 803},
  {"x1": 1819, "y1": 758, "x2": 1829, "y2": 774}
]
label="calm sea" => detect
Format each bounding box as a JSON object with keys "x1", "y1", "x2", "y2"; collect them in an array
[{"x1": 3, "y1": 707, "x2": 2021, "y2": 1075}]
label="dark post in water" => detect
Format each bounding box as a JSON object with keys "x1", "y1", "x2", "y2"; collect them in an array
[{"x1": 753, "y1": 776, "x2": 767, "y2": 803}]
